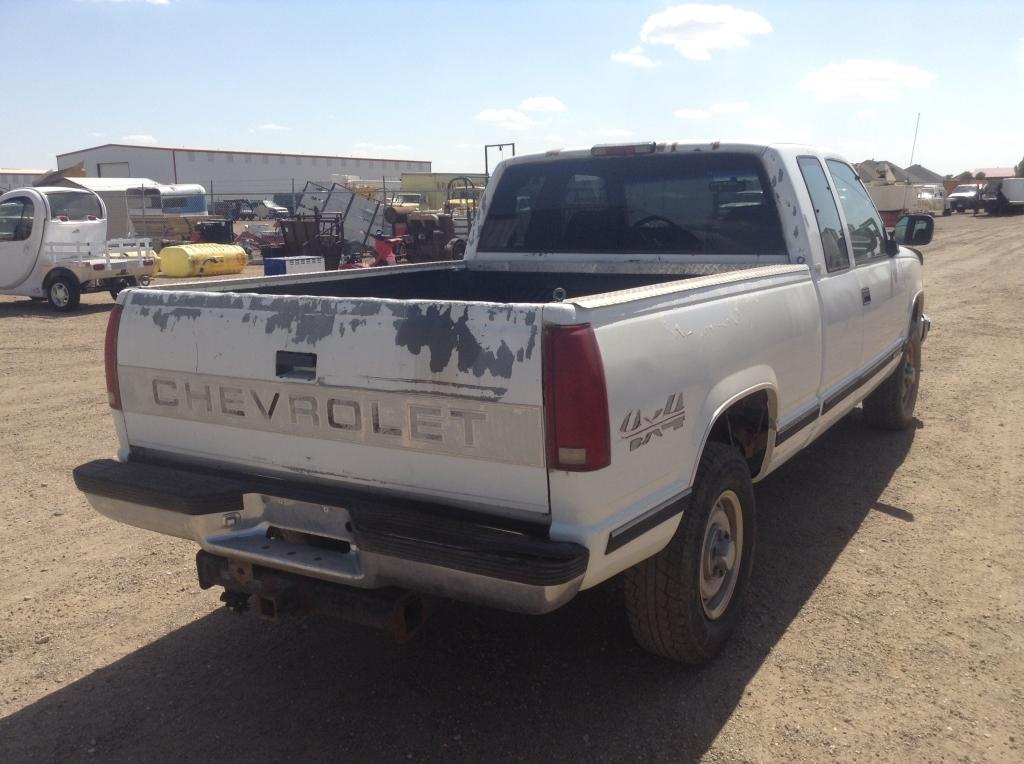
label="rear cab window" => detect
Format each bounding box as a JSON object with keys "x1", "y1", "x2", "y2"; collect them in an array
[
  {"x1": 44, "y1": 190, "x2": 104, "y2": 221},
  {"x1": 479, "y1": 152, "x2": 786, "y2": 256}
]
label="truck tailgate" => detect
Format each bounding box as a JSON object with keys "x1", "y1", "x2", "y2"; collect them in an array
[{"x1": 115, "y1": 290, "x2": 547, "y2": 516}]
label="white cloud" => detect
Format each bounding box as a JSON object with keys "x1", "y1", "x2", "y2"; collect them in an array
[
  {"x1": 739, "y1": 117, "x2": 810, "y2": 143},
  {"x1": 354, "y1": 142, "x2": 411, "y2": 154},
  {"x1": 254, "y1": 123, "x2": 290, "y2": 131},
  {"x1": 476, "y1": 108, "x2": 533, "y2": 131},
  {"x1": 799, "y1": 60, "x2": 935, "y2": 102},
  {"x1": 710, "y1": 101, "x2": 748, "y2": 114},
  {"x1": 89, "y1": 131, "x2": 105, "y2": 138},
  {"x1": 544, "y1": 134, "x2": 565, "y2": 143},
  {"x1": 599, "y1": 128, "x2": 635, "y2": 139},
  {"x1": 121, "y1": 134, "x2": 158, "y2": 145},
  {"x1": 856, "y1": 108, "x2": 879, "y2": 120},
  {"x1": 611, "y1": 46, "x2": 659, "y2": 68},
  {"x1": 519, "y1": 96, "x2": 566, "y2": 113},
  {"x1": 640, "y1": 4, "x2": 772, "y2": 61},
  {"x1": 674, "y1": 108, "x2": 710, "y2": 119}
]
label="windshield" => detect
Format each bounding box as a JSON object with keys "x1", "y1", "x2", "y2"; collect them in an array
[
  {"x1": 44, "y1": 190, "x2": 104, "y2": 220},
  {"x1": 479, "y1": 152, "x2": 785, "y2": 255},
  {"x1": 952, "y1": 185, "x2": 976, "y2": 194}
]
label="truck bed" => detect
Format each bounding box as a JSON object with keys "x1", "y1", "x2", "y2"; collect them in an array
[{"x1": 165, "y1": 261, "x2": 741, "y2": 304}]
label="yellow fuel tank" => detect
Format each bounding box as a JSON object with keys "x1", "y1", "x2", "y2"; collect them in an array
[{"x1": 158, "y1": 244, "x2": 248, "y2": 278}]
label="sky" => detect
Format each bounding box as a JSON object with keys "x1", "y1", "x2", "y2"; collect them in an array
[{"x1": 2, "y1": 0, "x2": 1023, "y2": 176}]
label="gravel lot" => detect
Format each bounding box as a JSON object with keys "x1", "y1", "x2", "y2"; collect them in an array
[{"x1": 1, "y1": 214, "x2": 1021, "y2": 762}]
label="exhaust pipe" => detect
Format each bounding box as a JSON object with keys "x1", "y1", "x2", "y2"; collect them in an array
[{"x1": 197, "y1": 551, "x2": 432, "y2": 641}]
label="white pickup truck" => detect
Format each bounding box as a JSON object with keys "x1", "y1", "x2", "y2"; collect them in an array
[
  {"x1": 0, "y1": 186, "x2": 155, "y2": 311},
  {"x1": 75, "y1": 142, "x2": 934, "y2": 663}
]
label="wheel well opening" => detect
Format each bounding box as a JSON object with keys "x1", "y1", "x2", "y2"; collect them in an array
[
  {"x1": 43, "y1": 268, "x2": 79, "y2": 289},
  {"x1": 707, "y1": 390, "x2": 772, "y2": 477}
]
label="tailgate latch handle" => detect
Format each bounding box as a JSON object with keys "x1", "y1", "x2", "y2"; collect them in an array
[{"x1": 276, "y1": 351, "x2": 317, "y2": 381}]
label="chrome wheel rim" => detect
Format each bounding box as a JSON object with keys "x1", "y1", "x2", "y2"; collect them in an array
[
  {"x1": 699, "y1": 489, "x2": 743, "y2": 620},
  {"x1": 50, "y1": 282, "x2": 70, "y2": 307}
]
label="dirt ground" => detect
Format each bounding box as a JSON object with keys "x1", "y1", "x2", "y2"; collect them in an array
[{"x1": 0, "y1": 214, "x2": 1021, "y2": 763}]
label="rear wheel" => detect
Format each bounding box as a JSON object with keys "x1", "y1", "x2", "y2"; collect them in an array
[
  {"x1": 624, "y1": 442, "x2": 756, "y2": 664},
  {"x1": 863, "y1": 325, "x2": 922, "y2": 430},
  {"x1": 47, "y1": 275, "x2": 80, "y2": 312}
]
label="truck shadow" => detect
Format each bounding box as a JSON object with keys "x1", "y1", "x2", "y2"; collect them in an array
[
  {"x1": 0, "y1": 299, "x2": 113, "y2": 319},
  {"x1": 0, "y1": 412, "x2": 915, "y2": 763}
]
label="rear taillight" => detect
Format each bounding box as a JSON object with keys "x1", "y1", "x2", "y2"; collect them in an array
[
  {"x1": 104, "y1": 304, "x2": 123, "y2": 410},
  {"x1": 543, "y1": 324, "x2": 610, "y2": 471}
]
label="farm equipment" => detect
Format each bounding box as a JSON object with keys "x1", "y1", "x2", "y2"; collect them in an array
[{"x1": 278, "y1": 211, "x2": 345, "y2": 270}]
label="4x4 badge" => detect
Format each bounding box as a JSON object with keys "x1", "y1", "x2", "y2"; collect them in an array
[{"x1": 620, "y1": 393, "x2": 686, "y2": 451}]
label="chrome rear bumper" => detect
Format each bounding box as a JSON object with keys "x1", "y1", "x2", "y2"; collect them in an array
[{"x1": 74, "y1": 459, "x2": 587, "y2": 615}]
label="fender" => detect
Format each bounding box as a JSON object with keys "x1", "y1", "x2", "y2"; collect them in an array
[{"x1": 688, "y1": 368, "x2": 779, "y2": 486}]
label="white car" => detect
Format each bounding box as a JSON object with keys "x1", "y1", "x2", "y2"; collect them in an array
[
  {"x1": 75, "y1": 142, "x2": 933, "y2": 662},
  {"x1": 0, "y1": 187, "x2": 154, "y2": 311}
]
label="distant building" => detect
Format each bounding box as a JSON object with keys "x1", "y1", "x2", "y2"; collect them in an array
[
  {"x1": 0, "y1": 168, "x2": 49, "y2": 191},
  {"x1": 855, "y1": 159, "x2": 911, "y2": 185},
  {"x1": 904, "y1": 164, "x2": 945, "y2": 185},
  {"x1": 972, "y1": 167, "x2": 1015, "y2": 179},
  {"x1": 54, "y1": 143, "x2": 431, "y2": 209}
]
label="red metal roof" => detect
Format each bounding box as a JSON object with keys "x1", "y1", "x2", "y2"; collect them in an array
[{"x1": 972, "y1": 167, "x2": 1015, "y2": 178}]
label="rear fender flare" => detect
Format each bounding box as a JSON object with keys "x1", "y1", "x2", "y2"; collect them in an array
[{"x1": 688, "y1": 368, "x2": 779, "y2": 486}]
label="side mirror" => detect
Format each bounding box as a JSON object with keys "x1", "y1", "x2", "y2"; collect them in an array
[{"x1": 893, "y1": 214, "x2": 934, "y2": 247}]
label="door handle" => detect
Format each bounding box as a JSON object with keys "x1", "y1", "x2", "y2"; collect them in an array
[
  {"x1": 861, "y1": 287, "x2": 871, "y2": 306},
  {"x1": 276, "y1": 351, "x2": 317, "y2": 381}
]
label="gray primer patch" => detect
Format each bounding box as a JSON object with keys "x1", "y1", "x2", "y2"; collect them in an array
[
  {"x1": 393, "y1": 305, "x2": 518, "y2": 379},
  {"x1": 151, "y1": 307, "x2": 201, "y2": 331}
]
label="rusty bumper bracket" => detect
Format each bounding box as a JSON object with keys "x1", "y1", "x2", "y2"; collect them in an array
[{"x1": 196, "y1": 551, "x2": 431, "y2": 642}]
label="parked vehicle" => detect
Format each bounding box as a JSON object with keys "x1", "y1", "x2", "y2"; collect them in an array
[
  {"x1": 213, "y1": 199, "x2": 257, "y2": 221},
  {"x1": 0, "y1": 186, "x2": 154, "y2": 311},
  {"x1": 981, "y1": 178, "x2": 1024, "y2": 215},
  {"x1": 945, "y1": 183, "x2": 981, "y2": 214},
  {"x1": 254, "y1": 200, "x2": 290, "y2": 220},
  {"x1": 389, "y1": 193, "x2": 426, "y2": 214},
  {"x1": 74, "y1": 142, "x2": 933, "y2": 663}
]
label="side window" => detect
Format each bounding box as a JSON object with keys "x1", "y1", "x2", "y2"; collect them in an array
[
  {"x1": 825, "y1": 160, "x2": 885, "y2": 264},
  {"x1": 0, "y1": 198, "x2": 34, "y2": 242},
  {"x1": 797, "y1": 157, "x2": 850, "y2": 272}
]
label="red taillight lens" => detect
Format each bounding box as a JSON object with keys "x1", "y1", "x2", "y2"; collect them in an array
[
  {"x1": 543, "y1": 324, "x2": 610, "y2": 471},
  {"x1": 104, "y1": 304, "x2": 123, "y2": 410}
]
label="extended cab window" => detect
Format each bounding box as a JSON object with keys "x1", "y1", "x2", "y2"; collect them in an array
[
  {"x1": 479, "y1": 152, "x2": 786, "y2": 256},
  {"x1": 0, "y1": 197, "x2": 34, "y2": 242},
  {"x1": 797, "y1": 157, "x2": 850, "y2": 272},
  {"x1": 825, "y1": 160, "x2": 885, "y2": 264}
]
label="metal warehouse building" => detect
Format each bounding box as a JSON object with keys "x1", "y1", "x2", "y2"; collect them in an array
[
  {"x1": 1, "y1": 168, "x2": 49, "y2": 191},
  {"x1": 55, "y1": 143, "x2": 431, "y2": 207}
]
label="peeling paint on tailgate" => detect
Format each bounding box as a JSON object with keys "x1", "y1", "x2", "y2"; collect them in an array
[{"x1": 115, "y1": 290, "x2": 550, "y2": 516}]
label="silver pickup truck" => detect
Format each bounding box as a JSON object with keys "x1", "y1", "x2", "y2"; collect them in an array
[{"x1": 75, "y1": 142, "x2": 933, "y2": 663}]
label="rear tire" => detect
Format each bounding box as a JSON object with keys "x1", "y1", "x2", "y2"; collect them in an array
[
  {"x1": 863, "y1": 325, "x2": 922, "y2": 430},
  {"x1": 624, "y1": 442, "x2": 756, "y2": 664},
  {"x1": 47, "y1": 274, "x2": 80, "y2": 312}
]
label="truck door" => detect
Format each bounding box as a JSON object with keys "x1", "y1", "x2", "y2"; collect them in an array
[
  {"x1": 0, "y1": 194, "x2": 43, "y2": 290},
  {"x1": 825, "y1": 160, "x2": 900, "y2": 366},
  {"x1": 796, "y1": 157, "x2": 861, "y2": 398}
]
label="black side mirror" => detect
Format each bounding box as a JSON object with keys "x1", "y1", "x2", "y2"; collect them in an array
[{"x1": 893, "y1": 214, "x2": 934, "y2": 247}]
